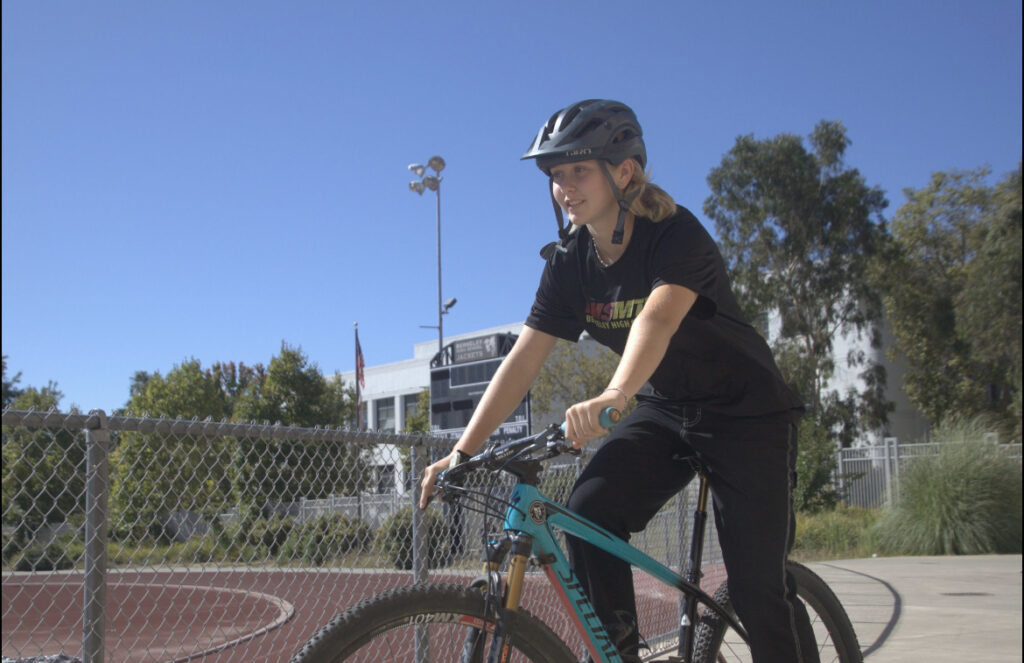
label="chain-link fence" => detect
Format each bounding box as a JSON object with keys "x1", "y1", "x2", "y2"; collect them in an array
[{"x1": 2, "y1": 409, "x2": 718, "y2": 663}]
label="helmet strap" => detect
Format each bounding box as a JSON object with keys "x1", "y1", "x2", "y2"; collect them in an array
[
  {"x1": 540, "y1": 176, "x2": 571, "y2": 260},
  {"x1": 548, "y1": 178, "x2": 568, "y2": 242},
  {"x1": 598, "y1": 162, "x2": 641, "y2": 245}
]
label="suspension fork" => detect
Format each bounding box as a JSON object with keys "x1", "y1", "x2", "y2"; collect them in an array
[
  {"x1": 462, "y1": 535, "x2": 511, "y2": 663},
  {"x1": 678, "y1": 474, "x2": 711, "y2": 661},
  {"x1": 485, "y1": 532, "x2": 533, "y2": 663},
  {"x1": 463, "y1": 532, "x2": 533, "y2": 663}
]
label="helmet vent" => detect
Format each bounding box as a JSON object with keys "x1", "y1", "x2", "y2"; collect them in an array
[
  {"x1": 572, "y1": 118, "x2": 604, "y2": 140},
  {"x1": 559, "y1": 104, "x2": 585, "y2": 132},
  {"x1": 612, "y1": 128, "x2": 639, "y2": 144}
]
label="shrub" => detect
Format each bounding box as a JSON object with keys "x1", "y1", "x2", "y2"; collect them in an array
[
  {"x1": 225, "y1": 515, "x2": 295, "y2": 555},
  {"x1": 12, "y1": 531, "x2": 83, "y2": 571},
  {"x1": 280, "y1": 512, "x2": 373, "y2": 565},
  {"x1": 2, "y1": 527, "x2": 25, "y2": 567},
  {"x1": 375, "y1": 506, "x2": 446, "y2": 570},
  {"x1": 872, "y1": 420, "x2": 1022, "y2": 555},
  {"x1": 794, "y1": 420, "x2": 842, "y2": 513},
  {"x1": 793, "y1": 506, "x2": 879, "y2": 559},
  {"x1": 250, "y1": 515, "x2": 295, "y2": 554}
]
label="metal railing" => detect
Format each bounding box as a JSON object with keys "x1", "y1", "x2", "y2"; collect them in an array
[
  {"x1": 836, "y1": 437, "x2": 1023, "y2": 508},
  {"x1": 2, "y1": 409, "x2": 714, "y2": 663}
]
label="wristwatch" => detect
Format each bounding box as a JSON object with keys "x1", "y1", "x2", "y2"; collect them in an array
[{"x1": 449, "y1": 449, "x2": 471, "y2": 470}]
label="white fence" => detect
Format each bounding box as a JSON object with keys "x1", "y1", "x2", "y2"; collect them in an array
[{"x1": 836, "y1": 438, "x2": 1022, "y2": 508}]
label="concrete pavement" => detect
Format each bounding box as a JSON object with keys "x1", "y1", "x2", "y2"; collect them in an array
[{"x1": 807, "y1": 554, "x2": 1022, "y2": 662}]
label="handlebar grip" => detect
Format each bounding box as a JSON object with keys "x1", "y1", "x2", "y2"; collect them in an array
[
  {"x1": 561, "y1": 406, "x2": 622, "y2": 433},
  {"x1": 599, "y1": 407, "x2": 622, "y2": 430}
]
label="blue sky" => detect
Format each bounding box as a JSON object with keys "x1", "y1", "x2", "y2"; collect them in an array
[{"x1": 3, "y1": 1, "x2": 1021, "y2": 413}]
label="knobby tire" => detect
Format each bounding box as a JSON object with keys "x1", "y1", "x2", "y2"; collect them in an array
[
  {"x1": 691, "y1": 560, "x2": 863, "y2": 663},
  {"x1": 289, "y1": 583, "x2": 576, "y2": 663}
]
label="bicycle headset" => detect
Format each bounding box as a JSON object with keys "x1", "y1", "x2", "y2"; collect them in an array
[{"x1": 521, "y1": 99, "x2": 647, "y2": 255}]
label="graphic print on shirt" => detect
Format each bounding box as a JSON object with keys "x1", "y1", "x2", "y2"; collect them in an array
[{"x1": 585, "y1": 297, "x2": 647, "y2": 330}]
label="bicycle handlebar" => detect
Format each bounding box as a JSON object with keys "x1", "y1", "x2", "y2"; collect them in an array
[{"x1": 437, "y1": 407, "x2": 621, "y2": 490}]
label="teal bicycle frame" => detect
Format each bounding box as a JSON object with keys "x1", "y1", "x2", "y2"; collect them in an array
[{"x1": 492, "y1": 464, "x2": 748, "y2": 662}]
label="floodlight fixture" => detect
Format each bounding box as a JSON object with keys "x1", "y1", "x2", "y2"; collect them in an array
[{"x1": 427, "y1": 156, "x2": 446, "y2": 173}]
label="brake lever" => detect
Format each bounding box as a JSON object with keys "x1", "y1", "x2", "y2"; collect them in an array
[{"x1": 545, "y1": 439, "x2": 581, "y2": 457}]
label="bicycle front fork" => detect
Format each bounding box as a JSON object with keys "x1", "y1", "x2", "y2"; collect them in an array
[{"x1": 464, "y1": 532, "x2": 533, "y2": 663}]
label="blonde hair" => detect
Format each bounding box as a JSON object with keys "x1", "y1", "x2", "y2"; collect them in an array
[{"x1": 622, "y1": 160, "x2": 676, "y2": 222}]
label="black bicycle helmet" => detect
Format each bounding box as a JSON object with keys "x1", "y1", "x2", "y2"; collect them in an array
[{"x1": 522, "y1": 100, "x2": 647, "y2": 252}]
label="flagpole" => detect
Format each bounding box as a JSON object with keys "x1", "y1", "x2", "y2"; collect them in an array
[
  {"x1": 354, "y1": 322, "x2": 362, "y2": 430},
  {"x1": 354, "y1": 322, "x2": 363, "y2": 526}
]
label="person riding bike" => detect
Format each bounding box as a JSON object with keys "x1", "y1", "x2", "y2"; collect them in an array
[{"x1": 421, "y1": 99, "x2": 818, "y2": 663}]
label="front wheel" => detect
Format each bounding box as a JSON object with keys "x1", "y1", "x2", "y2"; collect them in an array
[
  {"x1": 289, "y1": 583, "x2": 576, "y2": 663},
  {"x1": 691, "y1": 561, "x2": 863, "y2": 663}
]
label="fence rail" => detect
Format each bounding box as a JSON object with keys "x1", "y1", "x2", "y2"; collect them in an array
[{"x1": 2, "y1": 408, "x2": 714, "y2": 663}]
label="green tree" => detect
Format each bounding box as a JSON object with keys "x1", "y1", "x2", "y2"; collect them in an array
[
  {"x1": 882, "y1": 166, "x2": 1022, "y2": 433},
  {"x1": 704, "y1": 120, "x2": 892, "y2": 446},
  {"x1": 397, "y1": 388, "x2": 432, "y2": 477},
  {"x1": 2, "y1": 383, "x2": 83, "y2": 548},
  {"x1": 2, "y1": 356, "x2": 25, "y2": 408},
  {"x1": 114, "y1": 359, "x2": 235, "y2": 541},
  {"x1": 956, "y1": 167, "x2": 1022, "y2": 435},
  {"x1": 404, "y1": 388, "x2": 431, "y2": 434},
  {"x1": 125, "y1": 358, "x2": 231, "y2": 419},
  {"x1": 231, "y1": 343, "x2": 365, "y2": 518},
  {"x1": 531, "y1": 339, "x2": 629, "y2": 419}
]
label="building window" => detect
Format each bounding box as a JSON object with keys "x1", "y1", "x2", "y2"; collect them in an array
[
  {"x1": 375, "y1": 398, "x2": 395, "y2": 431},
  {"x1": 377, "y1": 465, "x2": 396, "y2": 494},
  {"x1": 403, "y1": 393, "x2": 421, "y2": 421}
]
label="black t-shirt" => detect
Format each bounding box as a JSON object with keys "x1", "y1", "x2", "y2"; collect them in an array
[{"x1": 525, "y1": 205, "x2": 803, "y2": 418}]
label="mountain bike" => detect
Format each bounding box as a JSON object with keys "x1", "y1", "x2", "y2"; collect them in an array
[{"x1": 291, "y1": 408, "x2": 862, "y2": 662}]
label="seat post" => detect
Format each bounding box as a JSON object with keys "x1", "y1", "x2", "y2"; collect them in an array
[{"x1": 678, "y1": 473, "x2": 711, "y2": 659}]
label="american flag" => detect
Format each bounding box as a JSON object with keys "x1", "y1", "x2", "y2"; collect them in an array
[{"x1": 355, "y1": 325, "x2": 366, "y2": 428}]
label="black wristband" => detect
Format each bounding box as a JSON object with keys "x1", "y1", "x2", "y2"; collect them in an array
[{"x1": 449, "y1": 449, "x2": 471, "y2": 469}]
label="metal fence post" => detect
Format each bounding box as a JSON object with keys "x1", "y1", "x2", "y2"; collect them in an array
[
  {"x1": 83, "y1": 410, "x2": 110, "y2": 663},
  {"x1": 835, "y1": 448, "x2": 845, "y2": 500},
  {"x1": 886, "y1": 437, "x2": 900, "y2": 506},
  {"x1": 881, "y1": 437, "x2": 893, "y2": 507},
  {"x1": 410, "y1": 439, "x2": 430, "y2": 663},
  {"x1": 411, "y1": 440, "x2": 430, "y2": 582}
]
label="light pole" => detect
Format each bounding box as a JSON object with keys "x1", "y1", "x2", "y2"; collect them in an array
[
  {"x1": 408, "y1": 156, "x2": 457, "y2": 653},
  {"x1": 409, "y1": 156, "x2": 455, "y2": 355}
]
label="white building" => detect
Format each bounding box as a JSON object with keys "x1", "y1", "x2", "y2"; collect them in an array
[
  {"x1": 765, "y1": 309, "x2": 930, "y2": 447},
  {"x1": 338, "y1": 322, "x2": 527, "y2": 495},
  {"x1": 339, "y1": 322, "x2": 527, "y2": 434}
]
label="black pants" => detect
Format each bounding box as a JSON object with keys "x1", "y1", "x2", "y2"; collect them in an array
[{"x1": 565, "y1": 397, "x2": 819, "y2": 663}]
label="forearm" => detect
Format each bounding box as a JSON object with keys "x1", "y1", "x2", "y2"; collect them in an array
[
  {"x1": 607, "y1": 315, "x2": 676, "y2": 400},
  {"x1": 607, "y1": 284, "x2": 697, "y2": 401}
]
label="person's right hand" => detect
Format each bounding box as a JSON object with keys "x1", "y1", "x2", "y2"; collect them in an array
[
  {"x1": 418, "y1": 452, "x2": 457, "y2": 509},
  {"x1": 564, "y1": 390, "x2": 624, "y2": 448}
]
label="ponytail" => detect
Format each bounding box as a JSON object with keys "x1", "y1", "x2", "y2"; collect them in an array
[{"x1": 622, "y1": 161, "x2": 677, "y2": 222}]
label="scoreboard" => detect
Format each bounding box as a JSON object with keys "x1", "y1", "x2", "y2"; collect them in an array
[{"x1": 429, "y1": 332, "x2": 530, "y2": 442}]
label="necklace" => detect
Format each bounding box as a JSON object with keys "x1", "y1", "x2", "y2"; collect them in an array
[{"x1": 592, "y1": 235, "x2": 612, "y2": 267}]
